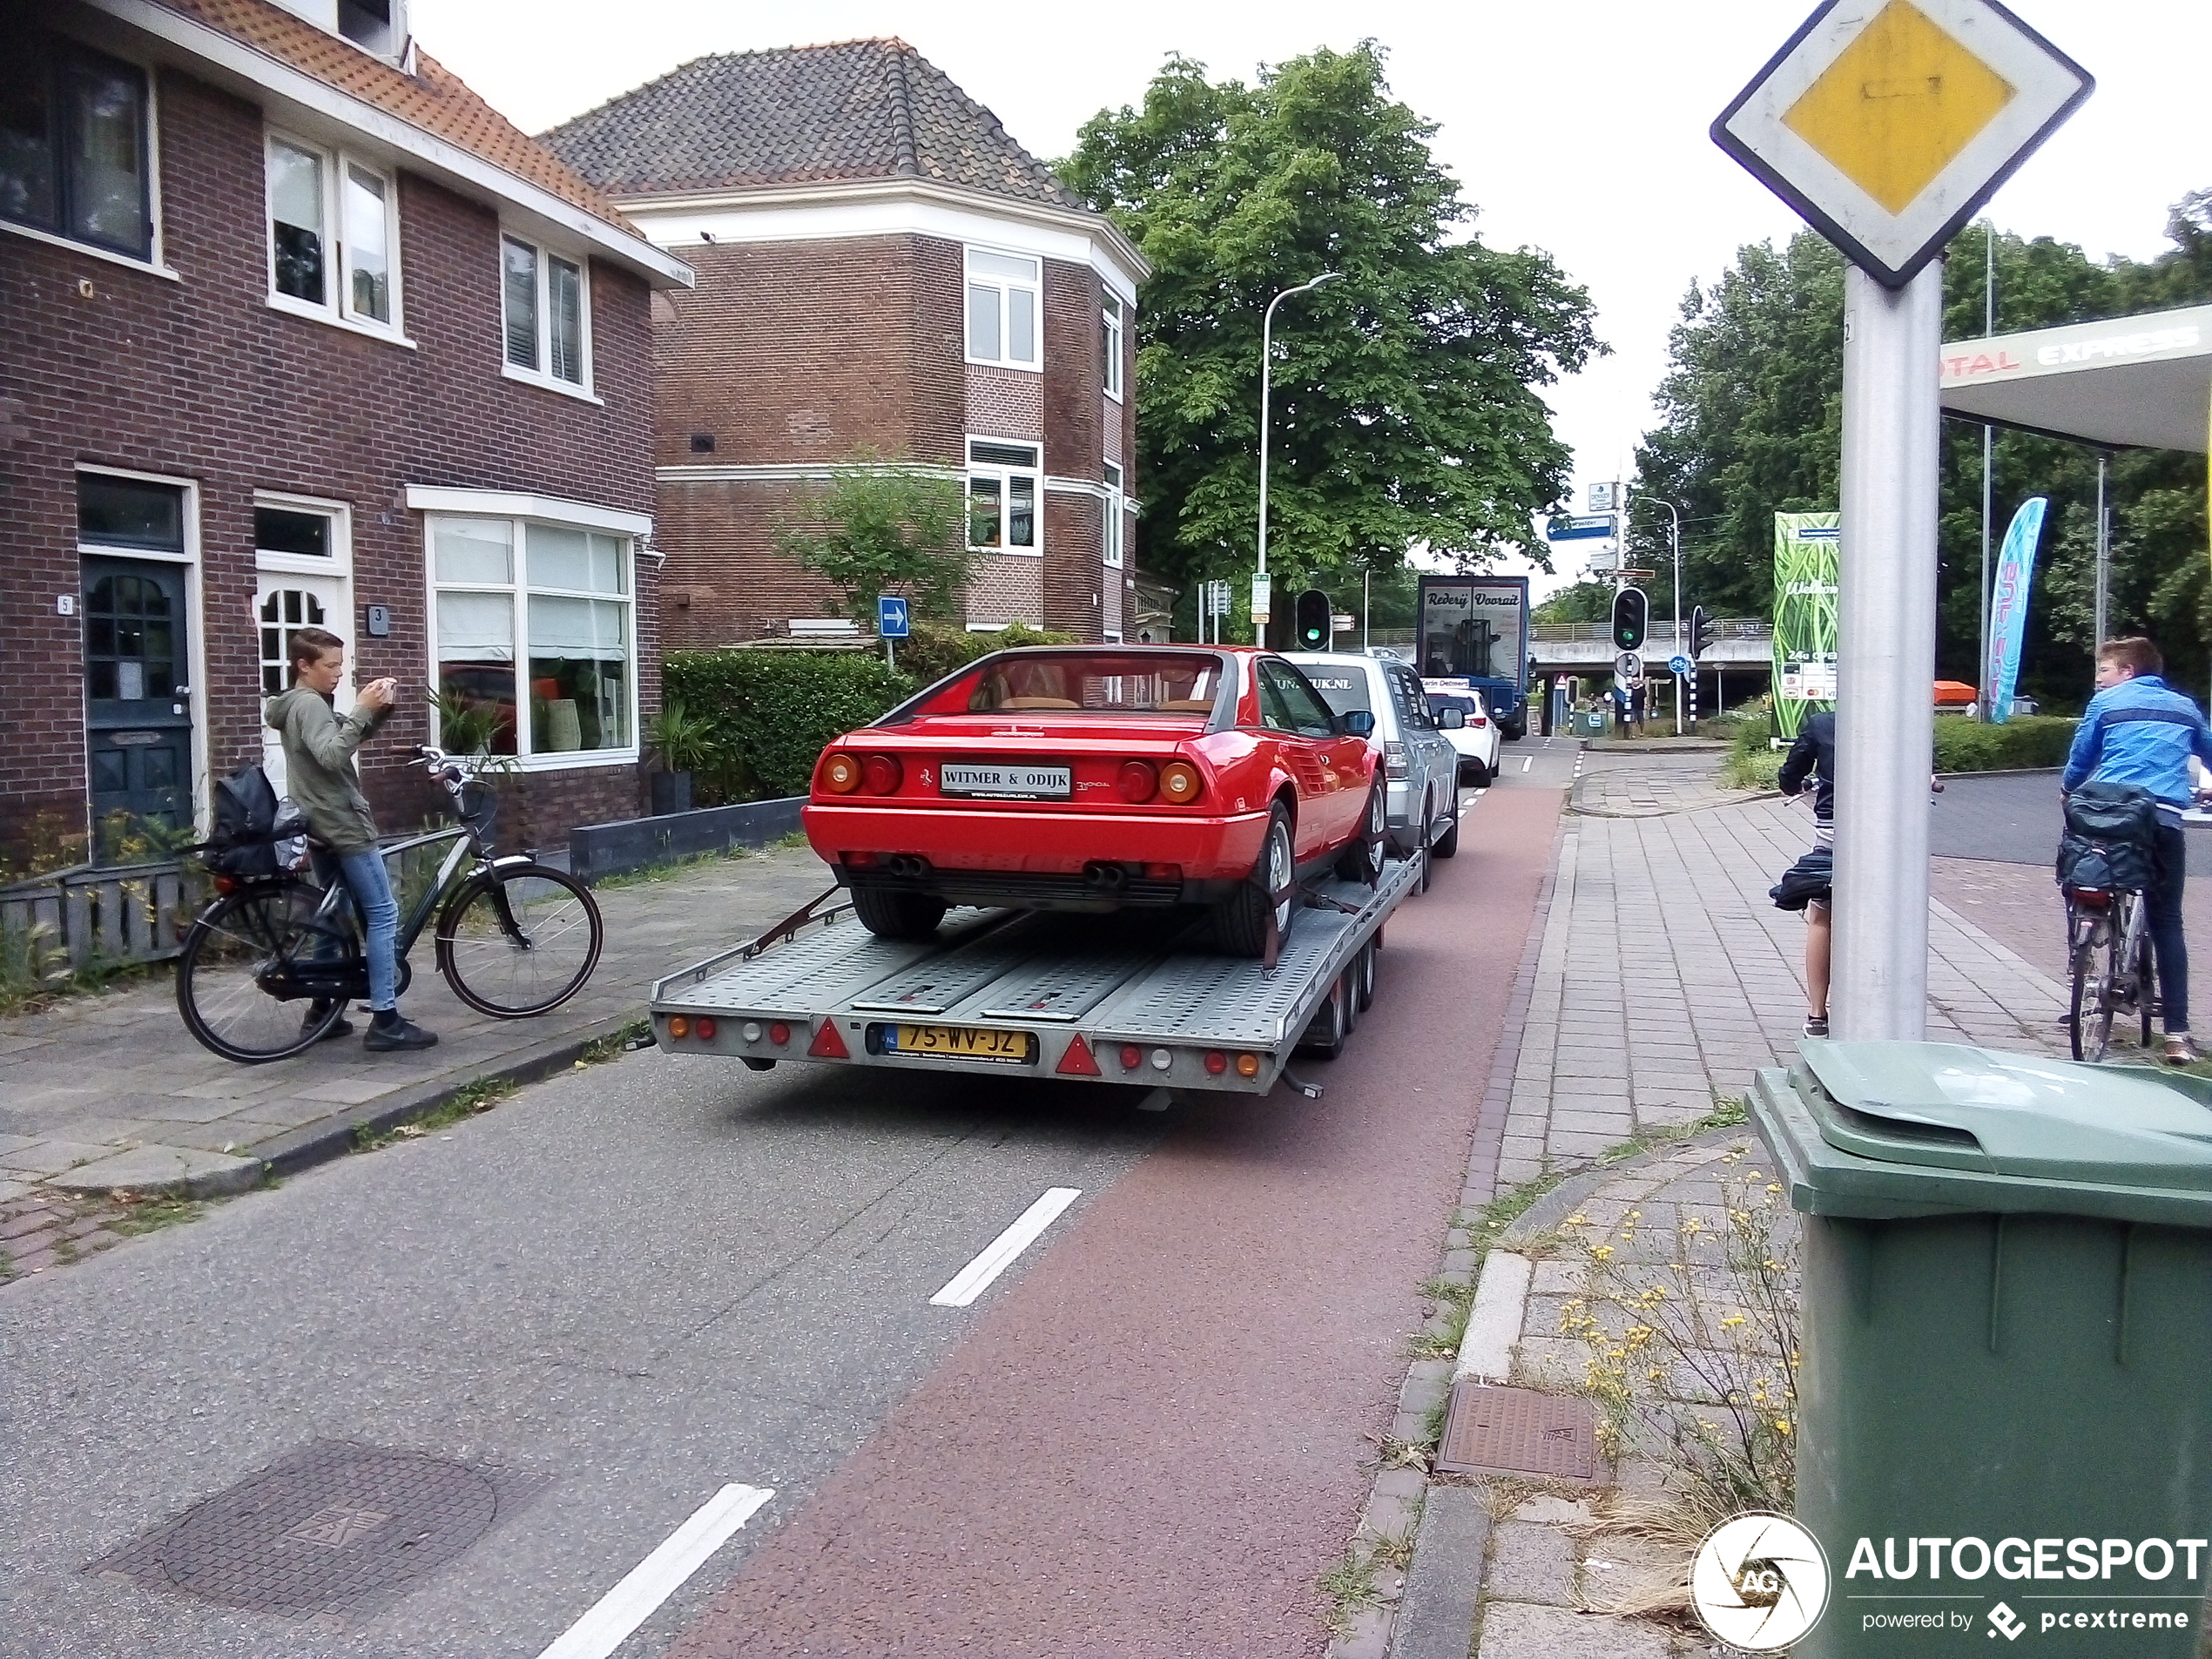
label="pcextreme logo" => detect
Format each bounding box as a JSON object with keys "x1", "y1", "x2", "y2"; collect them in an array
[{"x1": 1690, "y1": 1513, "x2": 1831, "y2": 1649}]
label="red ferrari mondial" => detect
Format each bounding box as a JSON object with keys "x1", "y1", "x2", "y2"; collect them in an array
[{"x1": 804, "y1": 646, "x2": 1385, "y2": 956}]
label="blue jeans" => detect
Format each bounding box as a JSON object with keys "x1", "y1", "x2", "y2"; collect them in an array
[
  {"x1": 2150, "y1": 822, "x2": 2189, "y2": 1034},
  {"x1": 334, "y1": 847, "x2": 400, "y2": 1012}
]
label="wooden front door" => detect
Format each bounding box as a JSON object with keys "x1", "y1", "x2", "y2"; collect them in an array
[{"x1": 84, "y1": 557, "x2": 192, "y2": 854}]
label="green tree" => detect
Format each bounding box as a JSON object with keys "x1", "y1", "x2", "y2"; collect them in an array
[
  {"x1": 1534, "y1": 581, "x2": 1615, "y2": 625},
  {"x1": 774, "y1": 452, "x2": 970, "y2": 625},
  {"x1": 1062, "y1": 44, "x2": 1601, "y2": 640}
]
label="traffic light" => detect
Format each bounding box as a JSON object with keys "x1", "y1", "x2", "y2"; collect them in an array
[
  {"x1": 1294, "y1": 588, "x2": 1332, "y2": 650},
  {"x1": 1687, "y1": 604, "x2": 1714, "y2": 659},
  {"x1": 1610, "y1": 586, "x2": 1649, "y2": 652}
]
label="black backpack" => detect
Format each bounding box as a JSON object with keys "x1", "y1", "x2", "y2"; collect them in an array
[
  {"x1": 1770, "y1": 844, "x2": 1833, "y2": 912},
  {"x1": 203, "y1": 765, "x2": 284, "y2": 877},
  {"x1": 2057, "y1": 781, "x2": 2160, "y2": 894}
]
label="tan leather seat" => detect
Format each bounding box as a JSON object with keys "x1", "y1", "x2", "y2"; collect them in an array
[{"x1": 997, "y1": 697, "x2": 1081, "y2": 710}]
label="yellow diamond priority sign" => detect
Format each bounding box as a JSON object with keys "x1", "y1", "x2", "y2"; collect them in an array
[{"x1": 1715, "y1": 0, "x2": 2090, "y2": 287}]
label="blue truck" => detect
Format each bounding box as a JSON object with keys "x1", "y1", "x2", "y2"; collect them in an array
[{"x1": 1413, "y1": 574, "x2": 1532, "y2": 739}]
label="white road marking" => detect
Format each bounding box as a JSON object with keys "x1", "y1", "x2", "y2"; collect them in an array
[
  {"x1": 535, "y1": 1484, "x2": 775, "y2": 1659},
  {"x1": 1521, "y1": 756, "x2": 1532, "y2": 773},
  {"x1": 930, "y1": 1187, "x2": 1083, "y2": 1307}
]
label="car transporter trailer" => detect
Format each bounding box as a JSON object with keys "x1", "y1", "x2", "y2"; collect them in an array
[{"x1": 647, "y1": 853, "x2": 1423, "y2": 1103}]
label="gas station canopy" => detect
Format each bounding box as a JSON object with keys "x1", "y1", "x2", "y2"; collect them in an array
[{"x1": 1939, "y1": 303, "x2": 2212, "y2": 454}]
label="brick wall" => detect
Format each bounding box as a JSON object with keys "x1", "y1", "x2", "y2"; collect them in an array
[
  {"x1": 656, "y1": 477, "x2": 855, "y2": 648},
  {"x1": 0, "y1": 57, "x2": 658, "y2": 859},
  {"x1": 965, "y1": 556, "x2": 1044, "y2": 630},
  {"x1": 967, "y1": 366, "x2": 1042, "y2": 442}
]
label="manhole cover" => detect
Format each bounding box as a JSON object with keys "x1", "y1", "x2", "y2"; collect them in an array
[
  {"x1": 1433, "y1": 1382, "x2": 1599, "y2": 1479},
  {"x1": 92, "y1": 1442, "x2": 523, "y2": 1623}
]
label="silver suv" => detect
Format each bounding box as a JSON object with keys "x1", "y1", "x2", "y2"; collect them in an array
[{"x1": 1285, "y1": 652, "x2": 1461, "y2": 861}]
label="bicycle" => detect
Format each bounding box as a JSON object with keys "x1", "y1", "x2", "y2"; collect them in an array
[
  {"x1": 2064, "y1": 880, "x2": 2152, "y2": 1063},
  {"x1": 176, "y1": 745, "x2": 604, "y2": 1063}
]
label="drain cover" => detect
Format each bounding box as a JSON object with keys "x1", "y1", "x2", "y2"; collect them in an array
[
  {"x1": 1433, "y1": 1382, "x2": 1599, "y2": 1479},
  {"x1": 93, "y1": 1442, "x2": 522, "y2": 1624}
]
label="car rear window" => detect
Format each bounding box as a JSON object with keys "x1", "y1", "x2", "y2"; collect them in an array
[
  {"x1": 1297, "y1": 667, "x2": 1372, "y2": 717},
  {"x1": 1427, "y1": 693, "x2": 1477, "y2": 718},
  {"x1": 961, "y1": 652, "x2": 1224, "y2": 714}
]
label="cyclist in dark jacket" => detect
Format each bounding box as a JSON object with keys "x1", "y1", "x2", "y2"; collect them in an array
[{"x1": 2061, "y1": 637, "x2": 2212, "y2": 1064}]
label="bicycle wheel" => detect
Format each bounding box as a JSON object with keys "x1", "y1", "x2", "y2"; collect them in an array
[
  {"x1": 436, "y1": 863, "x2": 603, "y2": 1017},
  {"x1": 176, "y1": 882, "x2": 358, "y2": 1063}
]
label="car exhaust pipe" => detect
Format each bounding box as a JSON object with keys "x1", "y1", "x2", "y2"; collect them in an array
[
  {"x1": 887, "y1": 854, "x2": 928, "y2": 880},
  {"x1": 1082, "y1": 861, "x2": 1128, "y2": 890}
]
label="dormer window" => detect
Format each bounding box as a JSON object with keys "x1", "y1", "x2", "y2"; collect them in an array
[{"x1": 266, "y1": 0, "x2": 408, "y2": 61}]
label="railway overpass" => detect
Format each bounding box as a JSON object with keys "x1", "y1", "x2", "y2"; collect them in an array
[{"x1": 1530, "y1": 619, "x2": 1774, "y2": 709}]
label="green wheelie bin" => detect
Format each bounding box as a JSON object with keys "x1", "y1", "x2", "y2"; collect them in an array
[{"x1": 1751, "y1": 1041, "x2": 2212, "y2": 1657}]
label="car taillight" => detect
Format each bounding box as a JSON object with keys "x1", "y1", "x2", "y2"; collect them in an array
[
  {"x1": 1159, "y1": 761, "x2": 1203, "y2": 804},
  {"x1": 1472, "y1": 716, "x2": 1488, "y2": 728},
  {"x1": 1118, "y1": 760, "x2": 1158, "y2": 803},
  {"x1": 821, "y1": 752, "x2": 862, "y2": 793},
  {"x1": 1384, "y1": 740, "x2": 1409, "y2": 779},
  {"x1": 861, "y1": 753, "x2": 903, "y2": 795}
]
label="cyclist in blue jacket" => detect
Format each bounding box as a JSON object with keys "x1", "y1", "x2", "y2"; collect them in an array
[{"x1": 2061, "y1": 636, "x2": 2212, "y2": 1064}]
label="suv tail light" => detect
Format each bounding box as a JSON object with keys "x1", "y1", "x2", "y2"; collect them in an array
[
  {"x1": 1384, "y1": 740, "x2": 1409, "y2": 779},
  {"x1": 1471, "y1": 714, "x2": 1488, "y2": 728}
]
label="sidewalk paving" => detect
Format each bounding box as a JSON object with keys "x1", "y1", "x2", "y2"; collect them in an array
[
  {"x1": 1343, "y1": 757, "x2": 2085, "y2": 1659},
  {"x1": 0, "y1": 845, "x2": 833, "y2": 1232}
]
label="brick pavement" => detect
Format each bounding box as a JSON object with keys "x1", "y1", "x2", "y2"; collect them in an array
[{"x1": 0, "y1": 844, "x2": 833, "y2": 1274}]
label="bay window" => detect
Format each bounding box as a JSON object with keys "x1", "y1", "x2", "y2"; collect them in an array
[
  {"x1": 430, "y1": 516, "x2": 633, "y2": 762},
  {"x1": 267, "y1": 132, "x2": 401, "y2": 333}
]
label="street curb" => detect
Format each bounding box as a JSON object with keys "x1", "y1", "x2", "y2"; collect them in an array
[
  {"x1": 1933, "y1": 765, "x2": 2063, "y2": 779},
  {"x1": 1498, "y1": 1121, "x2": 1757, "y2": 1253}
]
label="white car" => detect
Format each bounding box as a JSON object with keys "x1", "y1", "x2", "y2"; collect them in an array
[{"x1": 1423, "y1": 681, "x2": 1502, "y2": 787}]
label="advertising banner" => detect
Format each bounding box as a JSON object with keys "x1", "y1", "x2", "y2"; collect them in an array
[
  {"x1": 1984, "y1": 497, "x2": 2048, "y2": 725},
  {"x1": 1773, "y1": 512, "x2": 1840, "y2": 740}
]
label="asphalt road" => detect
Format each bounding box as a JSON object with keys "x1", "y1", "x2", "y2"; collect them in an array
[{"x1": 0, "y1": 757, "x2": 1568, "y2": 1659}]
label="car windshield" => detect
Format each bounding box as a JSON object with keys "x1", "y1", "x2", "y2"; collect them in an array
[
  {"x1": 1296, "y1": 666, "x2": 1372, "y2": 717},
  {"x1": 961, "y1": 652, "x2": 1224, "y2": 715}
]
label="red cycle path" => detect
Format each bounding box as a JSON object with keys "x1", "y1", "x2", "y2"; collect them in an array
[{"x1": 671, "y1": 786, "x2": 1563, "y2": 1659}]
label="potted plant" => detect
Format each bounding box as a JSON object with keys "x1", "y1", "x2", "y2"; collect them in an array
[{"x1": 645, "y1": 701, "x2": 718, "y2": 816}]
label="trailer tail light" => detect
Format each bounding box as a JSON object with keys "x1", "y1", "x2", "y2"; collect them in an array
[
  {"x1": 667, "y1": 1015, "x2": 690, "y2": 1039},
  {"x1": 769, "y1": 1022, "x2": 791, "y2": 1046},
  {"x1": 1159, "y1": 761, "x2": 1203, "y2": 804},
  {"x1": 1119, "y1": 1044, "x2": 1143, "y2": 1071},
  {"x1": 821, "y1": 752, "x2": 863, "y2": 793},
  {"x1": 809, "y1": 1020, "x2": 851, "y2": 1058},
  {"x1": 1235, "y1": 1052, "x2": 1261, "y2": 1078},
  {"x1": 1204, "y1": 1051, "x2": 1228, "y2": 1076},
  {"x1": 1384, "y1": 740, "x2": 1409, "y2": 779},
  {"x1": 694, "y1": 1017, "x2": 718, "y2": 1041},
  {"x1": 861, "y1": 753, "x2": 903, "y2": 795},
  {"x1": 1117, "y1": 760, "x2": 1158, "y2": 803},
  {"x1": 1056, "y1": 1034, "x2": 1102, "y2": 1076}
]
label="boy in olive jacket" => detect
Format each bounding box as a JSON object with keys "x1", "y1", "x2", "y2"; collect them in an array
[{"x1": 264, "y1": 625, "x2": 437, "y2": 1052}]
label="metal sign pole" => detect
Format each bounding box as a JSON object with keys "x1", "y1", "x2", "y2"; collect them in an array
[{"x1": 1833, "y1": 263, "x2": 1944, "y2": 1042}]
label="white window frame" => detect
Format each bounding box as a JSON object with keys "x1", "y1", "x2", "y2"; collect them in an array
[
  {"x1": 1102, "y1": 462, "x2": 1126, "y2": 570},
  {"x1": 253, "y1": 490, "x2": 354, "y2": 577},
  {"x1": 967, "y1": 438, "x2": 1042, "y2": 558},
  {"x1": 265, "y1": 129, "x2": 408, "y2": 342},
  {"x1": 964, "y1": 246, "x2": 1041, "y2": 371},
  {"x1": 1103, "y1": 291, "x2": 1125, "y2": 401},
  {"x1": 422, "y1": 510, "x2": 639, "y2": 772},
  {"x1": 500, "y1": 231, "x2": 597, "y2": 401}
]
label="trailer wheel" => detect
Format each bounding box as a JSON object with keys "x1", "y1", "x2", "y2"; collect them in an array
[
  {"x1": 852, "y1": 887, "x2": 948, "y2": 941},
  {"x1": 1214, "y1": 805, "x2": 1295, "y2": 958},
  {"x1": 1298, "y1": 977, "x2": 1349, "y2": 1059},
  {"x1": 1338, "y1": 961, "x2": 1361, "y2": 1035},
  {"x1": 1355, "y1": 940, "x2": 1378, "y2": 1011}
]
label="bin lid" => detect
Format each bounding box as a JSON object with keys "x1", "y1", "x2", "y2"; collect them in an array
[{"x1": 1753, "y1": 1041, "x2": 2212, "y2": 1224}]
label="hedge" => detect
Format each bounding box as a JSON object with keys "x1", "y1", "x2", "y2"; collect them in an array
[
  {"x1": 1932, "y1": 714, "x2": 2079, "y2": 772},
  {"x1": 664, "y1": 651, "x2": 914, "y2": 802},
  {"x1": 892, "y1": 621, "x2": 1079, "y2": 687}
]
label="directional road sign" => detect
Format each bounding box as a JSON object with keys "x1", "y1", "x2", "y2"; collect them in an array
[
  {"x1": 1669, "y1": 654, "x2": 1692, "y2": 676},
  {"x1": 1713, "y1": 0, "x2": 2092, "y2": 288},
  {"x1": 1548, "y1": 514, "x2": 1617, "y2": 541},
  {"x1": 877, "y1": 596, "x2": 910, "y2": 638}
]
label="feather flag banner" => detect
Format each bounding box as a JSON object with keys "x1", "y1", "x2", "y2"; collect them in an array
[{"x1": 1985, "y1": 497, "x2": 2048, "y2": 725}]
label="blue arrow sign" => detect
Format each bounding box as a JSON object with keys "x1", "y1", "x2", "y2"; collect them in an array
[
  {"x1": 1548, "y1": 514, "x2": 1617, "y2": 541},
  {"x1": 877, "y1": 596, "x2": 910, "y2": 638},
  {"x1": 1669, "y1": 655, "x2": 1691, "y2": 676}
]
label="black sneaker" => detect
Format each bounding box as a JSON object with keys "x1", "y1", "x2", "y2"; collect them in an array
[
  {"x1": 364, "y1": 1016, "x2": 440, "y2": 1053},
  {"x1": 303, "y1": 1001, "x2": 354, "y2": 1041}
]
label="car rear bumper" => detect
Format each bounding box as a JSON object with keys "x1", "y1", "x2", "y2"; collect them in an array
[{"x1": 804, "y1": 801, "x2": 1272, "y2": 887}]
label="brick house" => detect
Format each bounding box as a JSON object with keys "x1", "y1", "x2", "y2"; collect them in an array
[
  {"x1": 0, "y1": 0, "x2": 691, "y2": 866},
  {"x1": 540, "y1": 40, "x2": 1148, "y2": 649}
]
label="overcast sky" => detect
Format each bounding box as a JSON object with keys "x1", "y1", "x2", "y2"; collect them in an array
[{"x1": 414, "y1": 0, "x2": 2210, "y2": 593}]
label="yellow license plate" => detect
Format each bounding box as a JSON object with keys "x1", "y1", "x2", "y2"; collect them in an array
[{"x1": 889, "y1": 1023, "x2": 1033, "y2": 1062}]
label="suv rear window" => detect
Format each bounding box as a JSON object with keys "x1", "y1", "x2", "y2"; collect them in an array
[{"x1": 1298, "y1": 667, "x2": 1372, "y2": 717}]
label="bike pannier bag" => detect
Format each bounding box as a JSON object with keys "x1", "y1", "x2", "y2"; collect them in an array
[
  {"x1": 206, "y1": 764, "x2": 281, "y2": 878},
  {"x1": 2057, "y1": 780, "x2": 2159, "y2": 894}
]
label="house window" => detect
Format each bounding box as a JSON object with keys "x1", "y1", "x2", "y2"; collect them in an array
[
  {"x1": 1103, "y1": 462, "x2": 1124, "y2": 570},
  {"x1": 965, "y1": 247, "x2": 1039, "y2": 369},
  {"x1": 266, "y1": 132, "x2": 401, "y2": 331},
  {"x1": 0, "y1": 35, "x2": 152, "y2": 260},
  {"x1": 78, "y1": 475, "x2": 184, "y2": 552},
  {"x1": 1103, "y1": 292, "x2": 1124, "y2": 399},
  {"x1": 429, "y1": 516, "x2": 634, "y2": 762},
  {"x1": 254, "y1": 506, "x2": 332, "y2": 560},
  {"x1": 968, "y1": 440, "x2": 1040, "y2": 555},
  {"x1": 502, "y1": 234, "x2": 589, "y2": 388}
]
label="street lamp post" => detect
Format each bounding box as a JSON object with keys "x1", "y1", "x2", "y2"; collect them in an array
[
  {"x1": 1628, "y1": 494, "x2": 1683, "y2": 732},
  {"x1": 1256, "y1": 273, "x2": 1342, "y2": 635}
]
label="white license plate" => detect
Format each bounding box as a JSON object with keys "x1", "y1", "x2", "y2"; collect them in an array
[{"x1": 941, "y1": 763, "x2": 1072, "y2": 799}]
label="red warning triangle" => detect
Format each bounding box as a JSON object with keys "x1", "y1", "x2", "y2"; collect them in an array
[
  {"x1": 808, "y1": 1019, "x2": 850, "y2": 1059},
  {"x1": 1055, "y1": 1033, "x2": 1102, "y2": 1076}
]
